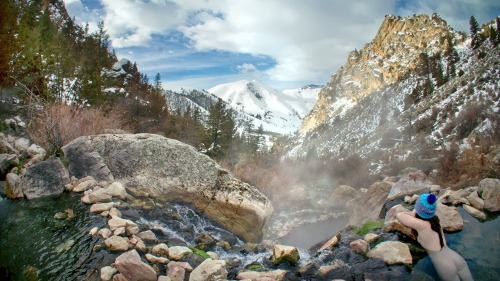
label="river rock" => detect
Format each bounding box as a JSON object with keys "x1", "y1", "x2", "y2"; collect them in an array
[
  {"x1": 106, "y1": 182, "x2": 129, "y2": 200},
  {"x1": 100, "y1": 266, "x2": 117, "y2": 281},
  {"x1": 349, "y1": 179, "x2": 393, "y2": 226},
  {"x1": 25, "y1": 143, "x2": 46, "y2": 158},
  {"x1": 90, "y1": 202, "x2": 115, "y2": 213},
  {"x1": 350, "y1": 239, "x2": 369, "y2": 254},
  {"x1": 98, "y1": 228, "x2": 112, "y2": 239},
  {"x1": 5, "y1": 172, "x2": 23, "y2": 198},
  {"x1": 73, "y1": 178, "x2": 98, "y2": 192},
  {"x1": 319, "y1": 232, "x2": 341, "y2": 252},
  {"x1": 466, "y1": 191, "x2": 484, "y2": 210},
  {"x1": 436, "y1": 202, "x2": 463, "y2": 232},
  {"x1": 384, "y1": 204, "x2": 416, "y2": 240},
  {"x1": 152, "y1": 243, "x2": 169, "y2": 257},
  {"x1": 108, "y1": 217, "x2": 137, "y2": 231},
  {"x1": 112, "y1": 274, "x2": 128, "y2": 281},
  {"x1": 104, "y1": 235, "x2": 129, "y2": 252},
  {"x1": 62, "y1": 134, "x2": 273, "y2": 242},
  {"x1": 463, "y1": 204, "x2": 486, "y2": 220},
  {"x1": 14, "y1": 137, "x2": 30, "y2": 152},
  {"x1": 387, "y1": 170, "x2": 437, "y2": 200},
  {"x1": 145, "y1": 253, "x2": 169, "y2": 264},
  {"x1": 478, "y1": 178, "x2": 500, "y2": 212},
  {"x1": 271, "y1": 244, "x2": 300, "y2": 266},
  {"x1": 364, "y1": 233, "x2": 381, "y2": 243},
  {"x1": 115, "y1": 250, "x2": 157, "y2": 281},
  {"x1": 237, "y1": 269, "x2": 288, "y2": 281},
  {"x1": 367, "y1": 241, "x2": 412, "y2": 265},
  {"x1": 168, "y1": 246, "x2": 192, "y2": 261},
  {"x1": 167, "y1": 262, "x2": 193, "y2": 281},
  {"x1": 21, "y1": 157, "x2": 69, "y2": 199},
  {"x1": 137, "y1": 230, "x2": 157, "y2": 242},
  {"x1": 188, "y1": 259, "x2": 227, "y2": 281}
]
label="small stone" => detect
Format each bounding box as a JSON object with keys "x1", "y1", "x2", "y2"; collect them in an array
[
  {"x1": 137, "y1": 230, "x2": 157, "y2": 242},
  {"x1": 364, "y1": 233, "x2": 381, "y2": 243},
  {"x1": 350, "y1": 239, "x2": 369, "y2": 254},
  {"x1": 168, "y1": 246, "x2": 192, "y2": 261},
  {"x1": 271, "y1": 244, "x2": 300, "y2": 266},
  {"x1": 145, "y1": 254, "x2": 169, "y2": 264},
  {"x1": 104, "y1": 236, "x2": 129, "y2": 252},
  {"x1": 99, "y1": 228, "x2": 113, "y2": 239},
  {"x1": 100, "y1": 266, "x2": 117, "y2": 281},
  {"x1": 152, "y1": 243, "x2": 169, "y2": 257},
  {"x1": 114, "y1": 227, "x2": 126, "y2": 236},
  {"x1": 89, "y1": 227, "x2": 99, "y2": 236}
]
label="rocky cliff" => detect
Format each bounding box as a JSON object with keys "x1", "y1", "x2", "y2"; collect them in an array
[
  {"x1": 287, "y1": 14, "x2": 499, "y2": 183},
  {"x1": 300, "y1": 14, "x2": 462, "y2": 134}
]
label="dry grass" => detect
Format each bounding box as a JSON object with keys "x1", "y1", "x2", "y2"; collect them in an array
[{"x1": 28, "y1": 102, "x2": 131, "y2": 155}]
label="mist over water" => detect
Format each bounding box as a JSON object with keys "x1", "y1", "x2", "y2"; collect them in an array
[{"x1": 279, "y1": 217, "x2": 348, "y2": 249}]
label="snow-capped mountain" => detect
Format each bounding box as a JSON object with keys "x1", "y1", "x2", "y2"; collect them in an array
[{"x1": 208, "y1": 80, "x2": 320, "y2": 134}]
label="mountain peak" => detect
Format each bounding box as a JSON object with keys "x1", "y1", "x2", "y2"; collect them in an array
[{"x1": 299, "y1": 13, "x2": 462, "y2": 134}]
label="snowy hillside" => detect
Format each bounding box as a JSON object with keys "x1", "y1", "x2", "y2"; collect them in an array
[
  {"x1": 285, "y1": 14, "x2": 500, "y2": 186},
  {"x1": 208, "y1": 80, "x2": 319, "y2": 134}
]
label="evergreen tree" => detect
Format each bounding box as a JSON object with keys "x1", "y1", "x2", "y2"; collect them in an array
[
  {"x1": 469, "y1": 16, "x2": 481, "y2": 49},
  {"x1": 496, "y1": 17, "x2": 500, "y2": 44},
  {"x1": 205, "y1": 99, "x2": 236, "y2": 159},
  {"x1": 0, "y1": 0, "x2": 18, "y2": 86},
  {"x1": 154, "y1": 73, "x2": 162, "y2": 94}
]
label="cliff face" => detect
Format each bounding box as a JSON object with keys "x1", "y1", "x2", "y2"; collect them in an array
[
  {"x1": 287, "y1": 14, "x2": 499, "y2": 183},
  {"x1": 300, "y1": 14, "x2": 462, "y2": 134}
]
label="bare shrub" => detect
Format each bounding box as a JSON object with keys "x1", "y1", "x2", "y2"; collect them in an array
[{"x1": 28, "y1": 102, "x2": 131, "y2": 155}]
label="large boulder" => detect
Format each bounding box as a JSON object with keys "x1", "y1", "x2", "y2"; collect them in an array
[
  {"x1": 349, "y1": 179, "x2": 393, "y2": 226},
  {"x1": 387, "y1": 170, "x2": 438, "y2": 200},
  {"x1": 478, "y1": 178, "x2": 500, "y2": 212},
  {"x1": 62, "y1": 134, "x2": 273, "y2": 242},
  {"x1": 21, "y1": 157, "x2": 70, "y2": 199}
]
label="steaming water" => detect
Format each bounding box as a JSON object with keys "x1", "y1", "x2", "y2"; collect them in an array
[
  {"x1": 411, "y1": 207, "x2": 500, "y2": 281},
  {"x1": 1, "y1": 192, "x2": 498, "y2": 280},
  {"x1": 279, "y1": 217, "x2": 348, "y2": 249}
]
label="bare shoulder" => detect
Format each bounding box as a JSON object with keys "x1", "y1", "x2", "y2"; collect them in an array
[{"x1": 396, "y1": 212, "x2": 428, "y2": 231}]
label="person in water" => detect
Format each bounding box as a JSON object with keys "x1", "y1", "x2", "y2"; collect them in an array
[{"x1": 396, "y1": 193, "x2": 474, "y2": 281}]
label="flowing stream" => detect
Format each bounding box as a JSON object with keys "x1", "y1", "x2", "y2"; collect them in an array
[{"x1": 0, "y1": 193, "x2": 498, "y2": 280}]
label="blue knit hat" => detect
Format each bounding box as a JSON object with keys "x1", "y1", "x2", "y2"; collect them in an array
[{"x1": 415, "y1": 193, "x2": 437, "y2": 219}]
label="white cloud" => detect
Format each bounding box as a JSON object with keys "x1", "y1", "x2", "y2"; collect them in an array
[
  {"x1": 179, "y1": 0, "x2": 394, "y2": 82},
  {"x1": 81, "y1": 0, "x2": 499, "y2": 88},
  {"x1": 237, "y1": 63, "x2": 257, "y2": 73}
]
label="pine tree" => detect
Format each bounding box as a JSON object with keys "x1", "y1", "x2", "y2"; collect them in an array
[
  {"x1": 496, "y1": 17, "x2": 500, "y2": 44},
  {"x1": 469, "y1": 16, "x2": 481, "y2": 49},
  {"x1": 0, "y1": 0, "x2": 18, "y2": 86},
  {"x1": 205, "y1": 99, "x2": 236, "y2": 159},
  {"x1": 489, "y1": 25, "x2": 497, "y2": 45},
  {"x1": 154, "y1": 73, "x2": 162, "y2": 94}
]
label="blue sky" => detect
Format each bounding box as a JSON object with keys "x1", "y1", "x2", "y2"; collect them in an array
[{"x1": 63, "y1": 0, "x2": 500, "y2": 91}]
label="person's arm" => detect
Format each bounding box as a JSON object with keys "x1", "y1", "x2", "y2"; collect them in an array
[{"x1": 396, "y1": 211, "x2": 427, "y2": 231}]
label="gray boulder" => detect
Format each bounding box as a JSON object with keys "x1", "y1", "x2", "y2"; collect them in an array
[
  {"x1": 478, "y1": 178, "x2": 500, "y2": 212},
  {"x1": 21, "y1": 157, "x2": 70, "y2": 199},
  {"x1": 387, "y1": 170, "x2": 438, "y2": 200},
  {"x1": 62, "y1": 134, "x2": 273, "y2": 242}
]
